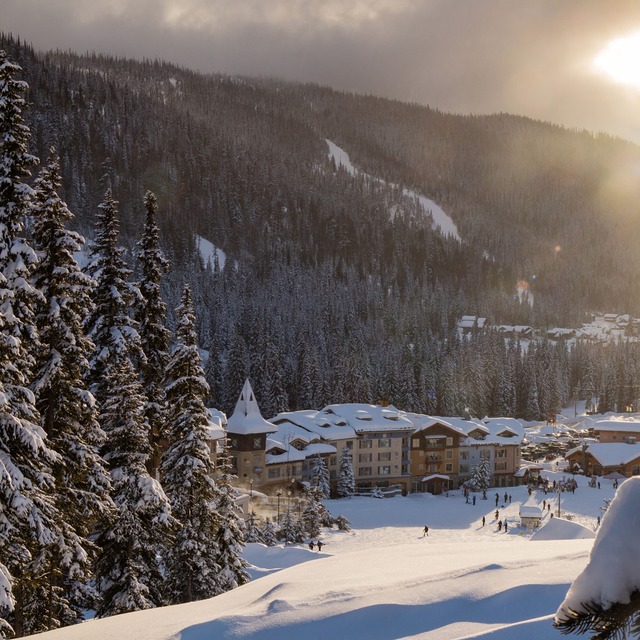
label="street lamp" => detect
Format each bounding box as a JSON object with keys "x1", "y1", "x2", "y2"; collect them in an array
[
  {"x1": 276, "y1": 488, "x2": 282, "y2": 523},
  {"x1": 287, "y1": 489, "x2": 292, "y2": 515},
  {"x1": 249, "y1": 478, "x2": 253, "y2": 506}
]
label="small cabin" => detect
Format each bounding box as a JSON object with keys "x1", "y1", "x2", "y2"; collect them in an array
[{"x1": 519, "y1": 506, "x2": 543, "y2": 529}]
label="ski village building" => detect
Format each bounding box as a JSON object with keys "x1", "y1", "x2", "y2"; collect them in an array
[
  {"x1": 218, "y1": 380, "x2": 526, "y2": 498},
  {"x1": 565, "y1": 418, "x2": 640, "y2": 477},
  {"x1": 405, "y1": 415, "x2": 524, "y2": 493}
]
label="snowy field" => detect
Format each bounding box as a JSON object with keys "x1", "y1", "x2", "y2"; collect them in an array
[{"x1": 32, "y1": 465, "x2": 619, "y2": 640}]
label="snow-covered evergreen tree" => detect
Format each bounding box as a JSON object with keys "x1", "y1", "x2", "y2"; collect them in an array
[
  {"x1": 212, "y1": 445, "x2": 251, "y2": 593},
  {"x1": 85, "y1": 189, "x2": 144, "y2": 407},
  {"x1": 29, "y1": 148, "x2": 113, "y2": 629},
  {"x1": 279, "y1": 508, "x2": 304, "y2": 544},
  {"x1": 0, "y1": 50, "x2": 67, "y2": 637},
  {"x1": 336, "y1": 448, "x2": 356, "y2": 498},
  {"x1": 302, "y1": 487, "x2": 325, "y2": 538},
  {"x1": 94, "y1": 356, "x2": 174, "y2": 617},
  {"x1": 260, "y1": 519, "x2": 279, "y2": 547},
  {"x1": 310, "y1": 454, "x2": 331, "y2": 498},
  {"x1": 135, "y1": 191, "x2": 171, "y2": 477},
  {"x1": 469, "y1": 455, "x2": 492, "y2": 493},
  {"x1": 160, "y1": 285, "x2": 221, "y2": 604},
  {"x1": 244, "y1": 512, "x2": 264, "y2": 544}
]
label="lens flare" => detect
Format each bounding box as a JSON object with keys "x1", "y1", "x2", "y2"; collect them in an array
[{"x1": 594, "y1": 32, "x2": 640, "y2": 88}]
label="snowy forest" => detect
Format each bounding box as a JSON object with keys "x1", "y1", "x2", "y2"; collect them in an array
[
  {"x1": 4, "y1": 31, "x2": 640, "y2": 635},
  {"x1": 1, "y1": 34, "x2": 640, "y2": 424}
]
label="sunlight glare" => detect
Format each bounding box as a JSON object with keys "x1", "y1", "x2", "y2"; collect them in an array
[{"x1": 594, "y1": 32, "x2": 640, "y2": 88}]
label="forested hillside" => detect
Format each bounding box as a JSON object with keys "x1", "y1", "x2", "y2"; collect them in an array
[{"x1": 4, "y1": 33, "x2": 640, "y2": 421}]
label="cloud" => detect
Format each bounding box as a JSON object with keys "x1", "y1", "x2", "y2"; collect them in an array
[{"x1": 4, "y1": 0, "x2": 640, "y2": 142}]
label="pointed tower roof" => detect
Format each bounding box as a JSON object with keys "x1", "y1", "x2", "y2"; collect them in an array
[{"x1": 226, "y1": 379, "x2": 276, "y2": 436}]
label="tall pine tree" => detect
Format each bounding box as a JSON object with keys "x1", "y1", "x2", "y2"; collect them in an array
[
  {"x1": 29, "y1": 148, "x2": 113, "y2": 630},
  {"x1": 0, "y1": 50, "x2": 66, "y2": 637},
  {"x1": 160, "y1": 285, "x2": 221, "y2": 604},
  {"x1": 135, "y1": 191, "x2": 171, "y2": 477}
]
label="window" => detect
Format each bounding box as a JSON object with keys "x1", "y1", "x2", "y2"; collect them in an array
[
  {"x1": 445, "y1": 450, "x2": 453, "y2": 459},
  {"x1": 379, "y1": 466, "x2": 391, "y2": 475},
  {"x1": 412, "y1": 438, "x2": 420, "y2": 448},
  {"x1": 495, "y1": 462, "x2": 507, "y2": 471},
  {"x1": 378, "y1": 438, "x2": 391, "y2": 448},
  {"x1": 446, "y1": 437, "x2": 453, "y2": 446},
  {"x1": 459, "y1": 464, "x2": 469, "y2": 474},
  {"x1": 346, "y1": 441, "x2": 353, "y2": 449},
  {"x1": 267, "y1": 468, "x2": 281, "y2": 479},
  {"x1": 230, "y1": 438, "x2": 238, "y2": 449},
  {"x1": 329, "y1": 456, "x2": 337, "y2": 466},
  {"x1": 445, "y1": 463, "x2": 453, "y2": 472},
  {"x1": 496, "y1": 449, "x2": 507, "y2": 458},
  {"x1": 253, "y1": 437, "x2": 262, "y2": 449},
  {"x1": 428, "y1": 464, "x2": 438, "y2": 473},
  {"x1": 460, "y1": 451, "x2": 469, "y2": 460},
  {"x1": 359, "y1": 467, "x2": 372, "y2": 476},
  {"x1": 359, "y1": 439, "x2": 373, "y2": 449},
  {"x1": 480, "y1": 449, "x2": 490, "y2": 459},
  {"x1": 358, "y1": 453, "x2": 372, "y2": 463},
  {"x1": 378, "y1": 452, "x2": 391, "y2": 462}
]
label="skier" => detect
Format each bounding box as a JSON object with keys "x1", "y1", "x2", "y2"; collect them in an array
[
  {"x1": 473, "y1": 495, "x2": 476, "y2": 506},
  {"x1": 309, "y1": 541, "x2": 315, "y2": 551},
  {"x1": 317, "y1": 540, "x2": 324, "y2": 551},
  {"x1": 423, "y1": 525, "x2": 429, "y2": 537},
  {"x1": 498, "y1": 520, "x2": 502, "y2": 531},
  {"x1": 495, "y1": 509, "x2": 499, "y2": 520},
  {"x1": 503, "y1": 492, "x2": 508, "y2": 503},
  {"x1": 481, "y1": 516, "x2": 485, "y2": 527},
  {"x1": 495, "y1": 494, "x2": 499, "y2": 506},
  {"x1": 504, "y1": 521, "x2": 508, "y2": 533}
]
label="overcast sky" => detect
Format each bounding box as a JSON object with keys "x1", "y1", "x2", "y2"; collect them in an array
[{"x1": 4, "y1": 0, "x2": 640, "y2": 143}]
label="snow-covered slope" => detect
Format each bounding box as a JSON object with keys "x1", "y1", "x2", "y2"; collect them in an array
[{"x1": 31, "y1": 470, "x2": 616, "y2": 640}]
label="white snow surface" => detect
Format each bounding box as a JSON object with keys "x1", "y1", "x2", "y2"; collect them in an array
[
  {"x1": 556, "y1": 476, "x2": 640, "y2": 620},
  {"x1": 326, "y1": 139, "x2": 461, "y2": 241},
  {"x1": 31, "y1": 467, "x2": 622, "y2": 640},
  {"x1": 195, "y1": 234, "x2": 226, "y2": 270}
]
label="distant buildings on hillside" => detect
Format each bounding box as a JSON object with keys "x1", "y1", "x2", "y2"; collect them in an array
[{"x1": 457, "y1": 313, "x2": 640, "y2": 344}]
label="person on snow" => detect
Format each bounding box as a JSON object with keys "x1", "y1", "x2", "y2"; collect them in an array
[
  {"x1": 481, "y1": 516, "x2": 485, "y2": 527},
  {"x1": 309, "y1": 541, "x2": 315, "y2": 550},
  {"x1": 498, "y1": 520, "x2": 502, "y2": 531},
  {"x1": 317, "y1": 540, "x2": 324, "y2": 551},
  {"x1": 423, "y1": 525, "x2": 429, "y2": 537}
]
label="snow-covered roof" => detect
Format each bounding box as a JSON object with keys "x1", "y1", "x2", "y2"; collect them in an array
[
  {"x1": 320, "y1": 404, "x2": 414, "y2": 433},
  {"x1": 226, "y1": 379, "x2": 276, "y2": 436},
  {"x1": 593, "y1": 418, "x2": 640, "y2": 433},
  {"x1": 270, "y1": 410, "x2": 357, "y2": 441},
  {"x1": 569, "y1": 442, "x2": 640, "y2": 467},
  {"x1": 206, "y1": 408, "x2": 227, "y2": 441},
  {"x1": 421, "y1": 474, "x2": 450, "y2": 481},
  {"x1": 519, "y1": 506, "x2": 543, "y2": 517},
  {"x1": 265, "y1": 440, "x2": 336, "y2": 465}
]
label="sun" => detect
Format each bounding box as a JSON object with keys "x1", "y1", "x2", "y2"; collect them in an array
[{"x1": 594, "y1": 32, "x2": 640, "y2": 88}]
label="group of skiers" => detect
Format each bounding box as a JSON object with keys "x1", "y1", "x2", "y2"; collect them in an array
[{"x1": 308, "y1": 540, "x2": 324, "y2": 551}]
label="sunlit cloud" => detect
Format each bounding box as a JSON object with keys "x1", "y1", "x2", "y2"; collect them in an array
[
  {"x1": 53, "y1": 0, "x2": 419, "y2": 34},
  {"x1": 594, "y1": 32, "x2": 640, "y2": 88}
]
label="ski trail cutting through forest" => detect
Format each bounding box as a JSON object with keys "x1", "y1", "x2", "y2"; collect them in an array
[{"x1": 326, "y1": 139, "x2": 461, "y2": 241}]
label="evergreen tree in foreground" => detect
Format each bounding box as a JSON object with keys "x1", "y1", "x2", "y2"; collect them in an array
[
  {"x1": 160, "y1": 285, "x2": 221, "y2": 604},
  {"x1": 85, "y1": 189, "x2": 144, "y2": 408},
  {"x1": 29, "y1": 148, "x2": 113, "y2": 630},
  {"x1": 0, "y1": 50, "x2": 64, "y2": 638},
  {"x1": 337, "y1": 448, "x2": 356, "y2": 498},
  {"x1": 87, "y1": 191, "x2": 173, "y2": 617},
  {"x1": 94, "y1": 356, "x2": 174, "y2": 617},
  {"x1": 135, "y1": 191, "x2": 171, "y2": 477},
  {"x1": 212, "y1": 444, "x2": 250, "y2": 593}
]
